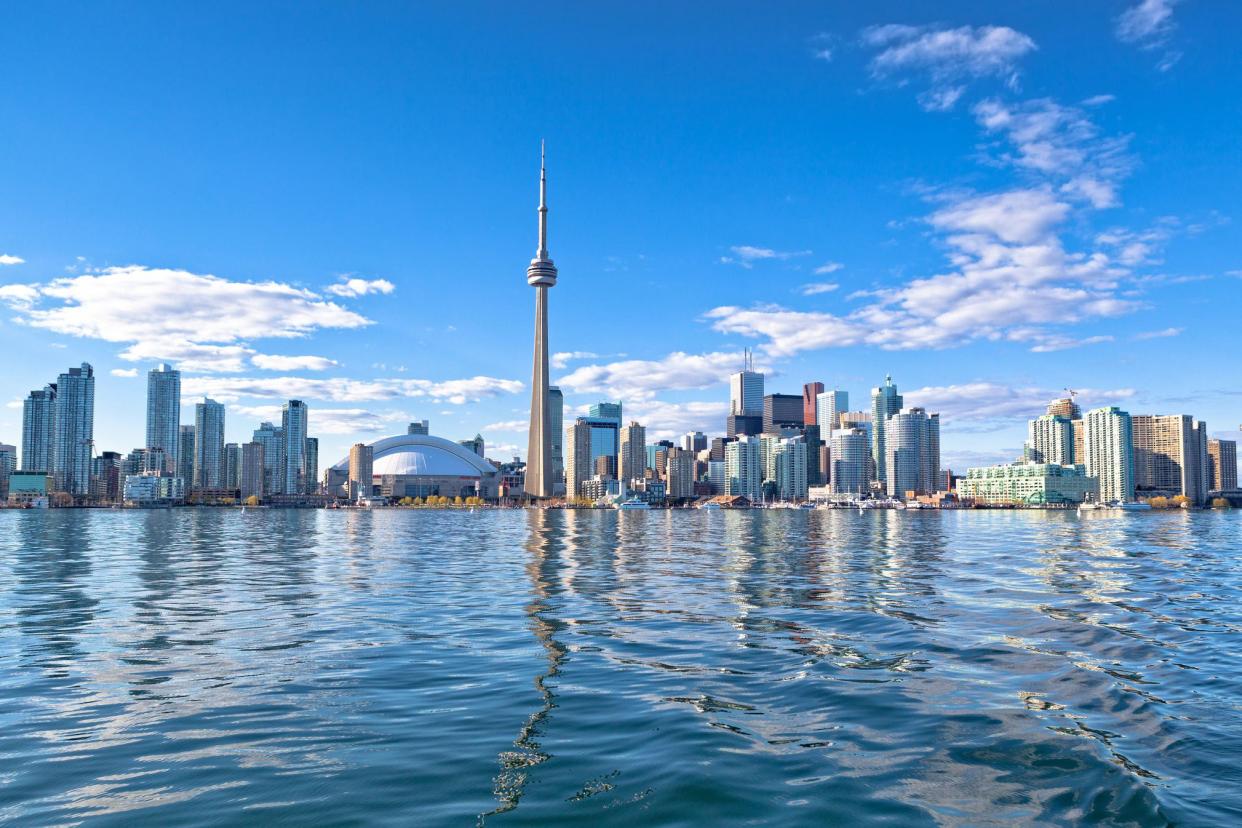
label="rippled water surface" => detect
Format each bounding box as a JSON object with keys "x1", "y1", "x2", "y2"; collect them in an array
[{"x1": 1, "y1": 509, "x2": 1240, "y2": 826}]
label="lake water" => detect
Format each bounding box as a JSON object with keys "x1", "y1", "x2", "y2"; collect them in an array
[{"x1": 0, "y1": 508, "x2": 1239, "y2": 825}]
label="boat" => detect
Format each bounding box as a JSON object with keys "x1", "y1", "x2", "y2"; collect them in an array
[
  {"x1": 616, "y1": 498, "x2": 650, "y2": 510},
  {"x1": 698, "y1": 501, "x2": 722, "y2": 511},
  {"x1": 1116, "y1": 501, "x2": 1152, "y2": 511}
]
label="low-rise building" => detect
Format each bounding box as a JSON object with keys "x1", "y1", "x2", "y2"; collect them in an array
[
  {"x1": 123, "y1": 473, "x2": 186, "y2": 505},
  {"x1": 7, "y1": 471, "x2": 51, "y2": 507},
  {"x1": 957, "y1": 462, "x2": 1098, "y2": 506}
]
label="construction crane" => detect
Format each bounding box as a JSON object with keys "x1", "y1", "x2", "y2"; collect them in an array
[{"x1": 1064, "y1": 388, "x2": 1078, "y2": 400}]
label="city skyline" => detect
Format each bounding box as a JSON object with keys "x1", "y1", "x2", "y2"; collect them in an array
[{"x1": 2, "y1": 2, "x2": 1240, "y2": 472}]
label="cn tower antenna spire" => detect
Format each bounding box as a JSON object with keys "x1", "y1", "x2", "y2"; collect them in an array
[{"x1": 537, "y1": 140, "x2": 549, "y2": 261}]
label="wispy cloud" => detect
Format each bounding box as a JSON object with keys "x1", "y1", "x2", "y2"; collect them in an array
[
  {"x1": 1132, "y1": 326, "x2": 1182, "y2": 340},
  {"x1": 250, "y1": 354, "x2": 339, "y2": 371},
  {"x1": 720, "y1": 245, "x2": 812, "y2": 268},
  {"x1": 0, "y1": 254, "x2": 24, "y2": 265},
  {"x1": 813, "y1": 261, "x2": 844, "y2": 275},
  {"x1": 800, "y1": 282, "x2": 840, "y2": 296},
  {"x1": 110, "y1": 368, "x2": 139, "y2": 378},
  {"x1": 1116, "y1": 0, "x2": 1182, "y2": 71},
  {"x1": 182, "y1": 375, "x2": 523, "y2": 405},
  {"x1": 557, "y1": 351, "x2": 753, "y2": 401},
  {"x1": 483, "y1": 419, "x2": 529, "y2": 432},
  {"x1": 325, "y1": 277, "x2": 396, "y2": 297},
  {"x1": 550, "y1": 351, "x2": 601, "y2": 370}
]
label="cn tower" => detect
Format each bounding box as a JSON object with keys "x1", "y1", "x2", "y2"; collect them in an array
[{"x1": 524, "y1": 142, "x2": 557, "y2": 499}]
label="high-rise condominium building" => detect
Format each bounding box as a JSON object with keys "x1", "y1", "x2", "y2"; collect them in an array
[
  {"x1": 194, "y1": 398, "x2": 226, "y2": 489},
  {"x1": 885, "y1": 407, "x2": 940, "y2": 497},
  {"x1": 252, "y1": 422, "x2": 283, "y2": 495},
  {"x1": 830, "y1": 428, "x2": 871, "y2": 495},
  {"x1": 1028, "y1": 414, "x2": 1074, "y2": 465},
  {"x1": 0, "y1": 443, "x2": 16, "y2": 500},
  {"x1": 240, "y1": 442, "x2": 265, "y2": 501},
  {"x1": 1084, "y1": 406, "x2": 1135, "y2": 503},
  {"x1": 618, "y1": 421, "x2": 647, "y2": 484},
  {"x1": 1131, "y1": 414, "x2": 1210, "y2": 505},
  {"x1": 725, "y1": 435, "x2": 762, "y2": 501},
  {"x1": 564, "y1": 418, "x2": 593, "y2": 499},
  {"x1": 763, "y1": 394, "x2": 803, "y2": 433},
  {"x1": 348, "y1": 442, "x2": 374, "y2": 501},
  {"x1": 224, "y1": 443, "x2": 242, "y2": 490},
  {"x1": 281, "y1": 400, "x2": 309, "y2": 496},
  {"x1": 816, "y1": 390, "x2": 848, "y2": 439},
  {"x1": 802, "y1": 382, "x2": 824, "y2": 426},
  {"x1": 548, "y1": 386, "x2": 564, "y2": 495},
  {"x1": 1208, "y1": 439, "x2": 1238, "y2": 491},
  {"x1": 870, "y1": 375, "x2": 903, "y2": 486},
  {"x1": 665, "y1": 447, "x2": 696, "y2": 500},
  {"x1": 145, "y1": 363, "x2": 180, "y2": 473},
  {"x1": 729, "y1": 350, "x2": 764, "y2": 416},
  {"x1": 305, "y1": 437, "x2": 319, "y2": 495},
  {"x1": 1046, "y1": 397, "x2": 1082, "y2": 420},
  {"x1": 52, "y1": 363, "x2": 95, "y2": 496},
  {"x1": 21, "y1": 384, "x2": 56, "y2": 473},
  {"x1": 177, "y1": 425, "x2": 196, "y2": 484},
  {"x1": 773, "y1": 437, "x2": 808, "y2": 501}
]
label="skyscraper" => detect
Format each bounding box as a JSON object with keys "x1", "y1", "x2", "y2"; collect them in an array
[
  {"x1": 146, "y1": 363, "x2": 180, "y2": 473},
  {"x1": 348, "y1": 442, "x2": 374, "y2": 502},
  {"x1": 725, "y1": 435, "x2": 762, "y2": 501},
  {"x1": 1208, "y1": 439, "x2": 1238, "y2": 491},
  {"x1": 1084, "y1": 406, "x2": 1135, "y2": 503},
  {"x1": 665, "y1": 446, "x2": 696, "y2": 500},
  {"x1": 802, "y1": 382, "x2": 824, "y2": 426},
  {"x1": 618, "y1": 421, "x2": 647, "y2": 484},
  {"x1": 830, "y1": 428, "x2": 871, "y2": 495},
  {"x1": 870, "y1": 375, "x2": 903, "y2": 487},
  {"x1": 224, "y1": 443, "x2": 242, "y2": 490},
  {"x1": 178, "y1": 425, "x2": 196, "y2": 485},
  {"x1": 885, "y1": 407, "x2": 940, "y2": 497},
  {"x1": 564, "y1": 418, "x2": 592, "y2": 499},
  {"x1": 52, "y1": 363, "x2": 95, "y2": 496},
  {"x1": 762, "y1": 394, "x2": 802, "y2": 432},
  {"x1": 1131, "y1": 414, "x2": 1210, "y2": 505},
  {"x1": 305, "y1": 436, "x2": 319, "y2": 494},
  {"x1": 252, "y1": 421, "x2": 282, "y2": 495},
  {"x1": 281, "y1": 400, "x2": 309, "y2": 495},
  {"x1": 240, "y1": 441, "x2": 265, "y2": 501},
  {"x1": 773, "y1": 437, "x2": 808, "y2": 500},
  {"x1": 21, "y1": 384, "x2": 56, "y2": 472},
  {"x1": 816, "y1": 390, "x2": 848, "y2": 438},
  {"x1": 548, "y1": 386, "x2": 564, "y2": 495},
  {"x1": 194, "y1": 398, "x2": 226, "y2": 489},
  {"x1": 1047, "y1": 396, "x2": 1082, "y2": 420},
  {"x1": 729, "y1": 349, "x2": 764, "y2": 416},
  {"x1": 1028, "y1": 414, "x2": 1074, "y2": 465},
  {"x1": 0, "y1": 443, "x2": 15, "y2": 500},
  {"x1": 525, "y1": 143, "x2": 558, "y2": 499}
]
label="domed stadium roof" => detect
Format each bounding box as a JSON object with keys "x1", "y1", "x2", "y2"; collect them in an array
[{"x1": 332, "y1": 434, "x2": 496, "y2": 478}]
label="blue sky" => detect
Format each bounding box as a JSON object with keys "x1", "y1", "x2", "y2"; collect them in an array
[{"x1": 1, "y1": 1, "x2": 1239, "y2": 471}]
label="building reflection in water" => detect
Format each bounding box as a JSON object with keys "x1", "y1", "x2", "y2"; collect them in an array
[{"x1": 481, "y1": 509, "x2": 570, "y2": 821}]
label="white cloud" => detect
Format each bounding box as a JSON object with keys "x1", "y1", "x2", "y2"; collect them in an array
[
  {"x1": 863, "y1": 24, "x2": 1036, "y2": 109},
  {"x1": 1116, "y1": 0, "x2": 1179, "y2": 45},
  {"x1": 250, "y1": 354, "x2": 339, "y2": 371},
  {"x1": 557, "y1": 351, "x2": 754, "y2": 401},
  {"x1": 233, "y1": 405, "x2": 404, "y2": 436},
  {"x1": 0, "y1": 284, "x2": 39, "y2": 308},
  {"x1": 120, "y1": 340, "x2": 256, "y2": 373},
  {"x1": 181, "y1": 375, "x2": 523, "y2": 405},
  {"x1": 326, "y1": 277, "x2": 396, "y2": 298},
  {"x1": 721, "y1": 245, "x2": 812, "y2": 268},
  {"x1": 800, "y1": 282, "x2": 840, "y2": 296},
  {"x1": 929, "y1": 187, "x2": 1070, "y2": 244},
  {"x1": 550, "y1": 351, "x2": 601, "y2": 370},
  {"x1": 110, "y1": 368, "x2": 139, "y2": 378},
  {"x1": 625, "y1": 400, "x2": 731, "y2": 442},
  {"x1": 483, "y1": 419, "x2": 529, "y2": 432},
  {"x1": 904, "y1": 381, "x2": 1135, "y2": 422},
  {"x1": 1132, "y1": 326, "x2": 1182, "y2": 340},
  {"x1": 1026, "y1": 334, "x2": 1115, "y2": 353},
  {"x1": 813, "y1": 261, "x2": 844, "y2": 275},
  {"x1": 0, "y1": 254, "x2": 25, "y2": 265}
]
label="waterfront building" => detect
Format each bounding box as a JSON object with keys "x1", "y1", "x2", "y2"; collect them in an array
[
  {"x1": 524, "y1": 144, "x2": 558, "y2": 499},
  {"x1": 252, "y1": 422, "x2": 282, "y2": 496},
  {"x1": 816, "y1": 390, "x2": 848, "y2": 439},
  {"x1": 91, "y1": 451, "x2": 123, "y2": 503},
  {"x1": 618, "y1": 421, "x2": 647, "y2": 484},
  {"x1": 565, "y1": 418, "x2": 593, "y2": 499},
  {"x1": 123, "y1": 472, "x2": 186, "y2": 505},
  {"x1": 145, "y1": 363, "x2": 180, "y2": 472},
  {"x1": 707, "y1": 459, "x2": 725, "y2": 494},
  {"x1": 305, "y1": 437, "x2": 319, "y2": 494},
  {"x1": 0, "y1": 443, "x2": 14, "y2": 500},
  {"x1": 763, "y1": 394, "x2": 803, "y2": 433},
  {"x1": 194, "y1": 398, "x2": 226, "y2": 489},
  {"x1": 729, "y1": 350, "x2": 764, "y2": 416},
  {"x1": 348, "y1": 442, "x2": 374, "y2": 501},
  {"x1": 870, "y1": 376, "x2": 903, "y2": 487},
  {"x1": 957, "y1": 463, "x2": 1098, "y2": 506},
  {"x1": 885, "y1": 407, "x2": 940, "y2": 497},
  {"x1": 178, "y1": 425, "x2": 195, "y2": 487},
  {"x1": 224, "y1": 443, "x2": 241, "y2": 490},
  {"x1": 240, "y1": 442, "x2": 265, "y2": 501},
  {"x1": 1028, "y1": 414, "x2": 1074, "y2": 465},
  {"x1": 802, "y1": 382, "x2": 824, "y2": 426},
  {"x1": 280, "y1": 400, "x2": 309, "y2": 496},
  {"x1": 665, "y1": 447, "x2": 696, "y2": 500},
  {"x1": 7, "y1": 471, "x2": 51, "y2": 507},
  {"x1": 21, "y1": 384, "x2": 56, "y2": 473},
  {"x1": 725, "y1": 435, "x2": 762, "y2": 501},
  {"x1": 582, "y1": 414, "x2": 621, "y2": 477},
  {"x1": 773, "y1": 438, "x2": 808, "y2": 501},
  {"x1": 1084, "y1": 406, "x2": 1135, "y2": 503},
  {"x1": 630, "y1": 477, "x2": 666, "y2": 505},
  {"x1": 829, "y1": 428, "x2": 871, "y2": 495},
  {"x1": 330, "y1": 433, "x2": 500, "y2": 499},
  {"x1": 1131, "y1": 414, "x2": 1210, "y2": 505},
  {"x1": 548, "y1": 386, "x2": 565, "y2": 495},
  {"x1": 1208, "y1": 438, "x2": 1238, "y2": 491},
  {"x1": 408, "y1": 420, "x2": 429, "y2": 436},
  {"x1": 52, "y1": 363, "x2": 95, "y2": 496}
]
